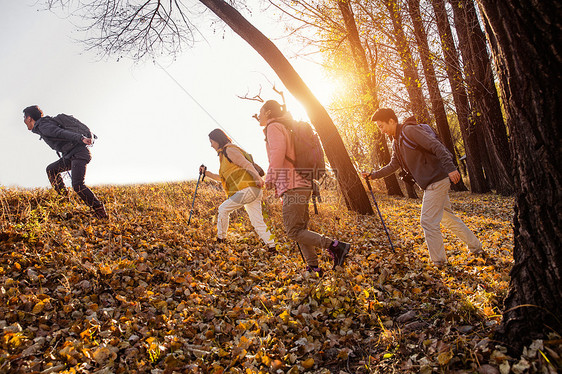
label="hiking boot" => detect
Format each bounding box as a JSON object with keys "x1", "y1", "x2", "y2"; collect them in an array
[
  {"x1": 470, "y1": 247, "x2": 485, "y2": 256},
  {"x1": 305, "y1": 265, "x2": 323, "y2": 277},
  {"x1": 93, "y1": 204, "x2": 109, "y2": 219},
  {"x1": 327, "y1": 240, "x2": 350, "y2": 269}
]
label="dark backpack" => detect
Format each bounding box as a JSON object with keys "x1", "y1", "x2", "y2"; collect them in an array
[
  {"x1": 276, "y1": 120, "x2": 326, "y2": 181},
  {"x1": 53, "y1": 114, "x2": 97, "y2": 140}
]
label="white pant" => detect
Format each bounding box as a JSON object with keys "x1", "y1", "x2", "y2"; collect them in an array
[
  {"x1": 217, "y1": 187, "x2": 275, "y2": 246},
  {"x1": 420, "y1": 178, "x2": 482, "y2": 263}
]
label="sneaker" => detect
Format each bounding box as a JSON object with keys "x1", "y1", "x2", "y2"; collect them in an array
[
  {"x1": 266, "y1": 244, "x2": 277, "y2": 254},
  {"x1": 93, "y1": 204, "x2": 109, "y2": 219},
  {"x1": 216, "y1": 238, "x2": 226, "y2": 244},
  {"x1": 305, "y1": 265, "x2": 323, "y2": 277},
  {"x1": 327, "y1": 240, "x2": 350, "y2": 269}
]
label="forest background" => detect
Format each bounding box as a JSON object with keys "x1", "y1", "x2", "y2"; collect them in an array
[{"x1": 0, "y1": 0, "x2": 560, "y2": 373}]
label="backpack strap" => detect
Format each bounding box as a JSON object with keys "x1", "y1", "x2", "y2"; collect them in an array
[
  {"x1": 400, "y1": 128, "x2": 418, "y2": 150},
  {"x1": 219, "y1": 144, "x2": 240, "y2": 165},
  {"x1": 279, "y1": 120, "x2": 297, "y2": 165},
  {"x1": 399, "y1": 123, "x2": 435, "y2": 154},
  {"x1": 221, "y1": 144, "x2": 255, "y2": 164},
  {"x1": 265, "y1": 121, "x2": 296, "y2": 165}
]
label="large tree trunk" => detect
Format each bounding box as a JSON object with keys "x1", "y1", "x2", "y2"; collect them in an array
[
  {"x1": 198, "y1": 0, "x2": 373, "y2": 214},
  {"x1": 337, "y1": 0, "x2": 403, "y2": 197},
  {"x1": 476, "y1": 0, "x2": 562, "y2": 354},
  {"x1": 406, "y1": 0, "x2": 467, "y2": 192},
  {"x1": 403, "y1": 182, "x2": 418, "y2": 199},
  {"x1": 385, "y1": 0, "x2": 431, "y2": 124},
  {"x1": 430, "y1": 0, "x2": 489, "y2": 193},
  {"x1": 337, "y1": 0, "x2": 377, "y2": 98},
  {"x1": 450, "y1": 0, "x2": 513, "y2": 195}
]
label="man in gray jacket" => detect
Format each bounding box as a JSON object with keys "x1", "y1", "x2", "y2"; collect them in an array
[
  {"x1": 23, "y1": 105, "x2": 108, "y2": 219},
  {"x1": 364, "y1": 108, "x2": 481, "y2": 267}
]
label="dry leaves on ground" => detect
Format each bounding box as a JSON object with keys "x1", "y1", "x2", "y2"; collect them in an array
[{"x1": 0, "y1": 182, "x2": 560, "y2": 373}]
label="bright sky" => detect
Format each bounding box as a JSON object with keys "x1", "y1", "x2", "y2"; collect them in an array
[{"x1": 0, "y1": 1, "x2": 336, "y2": 189}]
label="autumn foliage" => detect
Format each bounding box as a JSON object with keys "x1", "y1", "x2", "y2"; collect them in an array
[{"x1": 0, "y1": 182, "x2": 560, "y2": 373}]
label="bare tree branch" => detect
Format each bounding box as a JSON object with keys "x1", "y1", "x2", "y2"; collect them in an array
[{"x1": 45, "y1": 0, "x2": 204, "y2": 60}]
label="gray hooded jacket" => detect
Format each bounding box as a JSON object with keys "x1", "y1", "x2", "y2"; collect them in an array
[{"x1": 372, "y1": 123, "x2": 456, "y2": 190}]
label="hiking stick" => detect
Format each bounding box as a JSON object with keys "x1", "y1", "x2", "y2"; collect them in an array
[
  {"x1": 364, "y1": 177, "x2": 395, "y2": 252},
  {"x1": 312, "y1": 196, "x2": 319, "y2": 215},
  {"x1": 188, "y1": 165, "x2": 206, "y2": 225},
  {"x1": 311, "y1": 179, "x2": 321, "y2": 215},
  {"x1": 296, "y1": 242, "x2": 307, "y2": 264}
]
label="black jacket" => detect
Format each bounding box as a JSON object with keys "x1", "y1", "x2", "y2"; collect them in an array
[{"x1": 32, "y1": 116, "x2": 86, "y2": 158}]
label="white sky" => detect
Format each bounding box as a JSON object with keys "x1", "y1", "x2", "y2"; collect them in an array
[{"x1": 0, "y1": 1, "x2": 336, "y2": 189}]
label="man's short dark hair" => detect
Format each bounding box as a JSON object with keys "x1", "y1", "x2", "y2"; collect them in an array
[
  {"x1": 370, "y1": 108, "x2": 398, "y2": 123},
  {"x1": 23, "y1": 105, "x2": 43, "y2": 121}
]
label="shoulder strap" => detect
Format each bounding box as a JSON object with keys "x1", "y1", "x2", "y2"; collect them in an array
[
  {"x1": 220, "y1": 144, "x2": 237, "y2": 164},
  {"x1": 264, "y1": 121, "x2": 283, "y2": 144},
  {"x1": 400, "y1": 124, "x2": 435, "y2": 154},
  {"x1": 265, "y1": 121, "x2": 296, "y2": 165},
  {"x1": 222, "y1": 144, "x2": 254, "y2": 164},
  {"x1": 400, "y1": 124, "x2": 419, "y2": 150}
]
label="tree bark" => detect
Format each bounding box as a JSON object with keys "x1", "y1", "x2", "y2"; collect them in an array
[
  {"x1": 337, "y1": 0, "x2": 377, "y2": 99},
  {"x1": 450, "y1": 0, "x2": 513, "y2": 195},
  {"x1": 198, "y1": 0, "x2": 374, "y2": 214},
  {"x1": 337, "y1": 0, "x2": 403, "y2": 197},
  {"x1": 476, "y1": 0, "x2": 562, "y2": 354},
  {"x1": 385, "y1": 0, "x2": 431, "y2": 125},
  {"x1": 406, "y1": 0, "x2": 467, "y2": 192},
  {"x1": 430, "y1": 0, "x2": 489, "y2": 193},
  {"x1": 403, "y1": 181, "x2": 418, "y2": 199}
]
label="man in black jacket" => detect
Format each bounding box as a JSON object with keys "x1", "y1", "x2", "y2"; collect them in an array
[
  {"x1": 23, "y1": 105, "x2": 108, "y2": 219},
  {"x1": 364, "y1": 108, "x2": 481, "y2": 267}
]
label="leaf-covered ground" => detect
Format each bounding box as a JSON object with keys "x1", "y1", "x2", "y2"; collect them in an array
[{"x1": 1, "y1": 182, "x2": 560, "y2": 373}]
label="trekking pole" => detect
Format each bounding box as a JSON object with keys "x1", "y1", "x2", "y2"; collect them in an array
[
  {"x1": 188, "y1": 165, "x2": 206, "y2": 225},
  {"x1": 312, "y1": 195, "x2": 319, "y2": 215},
  {"x1": 364, "y1": 176, "x2": 395, "y2": 253},
  {"x1": 311, "y1": 180, "x2": 321, "y2": 215}
]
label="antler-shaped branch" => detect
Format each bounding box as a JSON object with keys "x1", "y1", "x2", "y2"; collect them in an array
[
  {"x1": 272, "y1": 84, "x2": 286, "y2": 111},
  {"x1": 237, "y1": 87, "x2": 264, "y2": 103},
  {"x1": 237, "y1": 87, "x2": 264, "y2": 122}
]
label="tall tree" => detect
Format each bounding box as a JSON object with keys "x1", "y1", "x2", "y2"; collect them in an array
[
  {"x1": 476, "y1": 0, "x2": 562, "y2": 353},
  {"x1": 337, "y1": 0, "x2": 404, "y2": 197},
  {"x1": 430, "y1": 0, "x2": 489, "y2": 193},
  {"x1": 385, "y1": 0, "x2": 431, "y2": 125},
  {"x1": 449, "y1": 0, "x2": 513, "y2": 195},
  {"x1": 46, "y1": 0, "x2": 374, "y2": 214},
  {"x1": 406, "y1": 0, "x2": 467, "y2": 191},
  {"x1": 382, "y1": 0, "x2": 430, "y2": 199}
]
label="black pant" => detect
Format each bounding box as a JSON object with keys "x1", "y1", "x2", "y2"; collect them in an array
[{"x1": 46, "y1": 147, "x2": 102, "y2": 209}]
